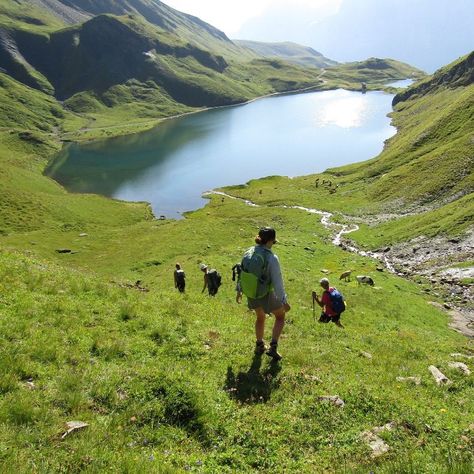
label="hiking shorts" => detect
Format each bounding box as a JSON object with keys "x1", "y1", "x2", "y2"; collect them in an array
[
  {"x1": 247, "y1": 291, "x2": 283, "y2": 314},
  {"x1": 319, "y1": 312, "x2": 340, "y2": 323}
]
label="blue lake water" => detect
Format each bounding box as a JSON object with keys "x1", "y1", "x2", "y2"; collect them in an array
[{"x1": 47, "y1": 89, "x2": 397, "y2": 218}]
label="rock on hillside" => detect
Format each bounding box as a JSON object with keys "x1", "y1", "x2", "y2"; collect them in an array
[{"x1": 30, "y1": 0, "x2": 90, "y2": 24}]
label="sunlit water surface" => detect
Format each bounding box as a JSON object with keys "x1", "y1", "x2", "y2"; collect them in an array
[{"x1": 47, "y1": 89, "x2": 397, "y2": 218}]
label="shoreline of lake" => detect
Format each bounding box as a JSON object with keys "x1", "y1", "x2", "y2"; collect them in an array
[{"x1": 48, "y1": 83, "x2": 410, "y2": 219}]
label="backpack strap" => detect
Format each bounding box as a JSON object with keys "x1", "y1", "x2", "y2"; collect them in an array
[{"x1": 254, "y1": 245, "x2": 270, "y2": 282}]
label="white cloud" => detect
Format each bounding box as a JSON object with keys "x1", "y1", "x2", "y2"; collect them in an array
[{"x1": 163, "y1": 0, "x2": 342, "y2": 35}]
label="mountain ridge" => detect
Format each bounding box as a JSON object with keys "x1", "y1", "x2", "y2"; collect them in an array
[{"x1": 393, "y1": 50, "x2": 474, "y2": 105}]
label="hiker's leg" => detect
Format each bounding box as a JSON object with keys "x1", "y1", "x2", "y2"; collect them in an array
[
  {"x1": 319, "y1": 312, "x2": 330, "y2": 323},
  {"x1": 271, "y1": 306, "x2": 286, "y2": 343},
  {"x1": 255, "y1": 307, "x2": 266, "y2": 342},
  {"x1": 332, "y1": 313, "x2": 344, "y2": 328}
]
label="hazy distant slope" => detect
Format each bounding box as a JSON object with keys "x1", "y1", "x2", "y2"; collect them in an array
[
  {"x1": 325, "y1": 58, "x2": 425, "y2": 85},
  {"x1": 235, "y1": 40, "x2": 337, "y2": 68},
  {"x1": 236, "y1": 0, "x2": 473, "y2": 73}
]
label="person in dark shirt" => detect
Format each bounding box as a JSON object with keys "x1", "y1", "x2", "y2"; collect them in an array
[{"x1": 174, "y1": 263, "x2": 186, "y2": 293}]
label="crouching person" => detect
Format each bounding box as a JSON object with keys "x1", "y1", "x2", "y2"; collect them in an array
[
  {"x1": 312, "y1": 278, "x2": 345, "y2": 328},
  {"x1": 239, "y1": 227, "x2": 291, "y2": 361}
]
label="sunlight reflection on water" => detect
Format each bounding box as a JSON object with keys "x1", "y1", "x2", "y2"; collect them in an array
[{"x1": 316, "y1": 93, "x2": 369, "y2": 128}]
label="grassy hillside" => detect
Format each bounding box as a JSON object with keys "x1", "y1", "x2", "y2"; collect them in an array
[
  {"x1": 323, "y1": 58, "x2": 425, "y2": 91},
  {"x1": 393, "y1": 51, "x2": 474, "y2": 105},
  {"x1": 1, "y1": 196, "x2": 473, "y2": 472},
  {"x1": 234, "y1": 40, "x2": 337, "y2": 69},
  {"x1": 0, "y1": 0, "x2": 251, "y2": 59},
  {"x1": 50, "y1": 0, "x2": 252, "y2": 59}
]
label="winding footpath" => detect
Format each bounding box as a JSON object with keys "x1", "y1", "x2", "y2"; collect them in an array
[{"x1": 207, "y1": 191, "x2": 396, "y2": 272}]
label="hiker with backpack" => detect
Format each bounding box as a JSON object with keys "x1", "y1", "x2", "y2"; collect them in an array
[
  {"x1": 239, "y1": 227, "x2": 291, "y2": 361},
  {"x1": 200, "y1": 263, "x2": 221, "y2": 296},
  {"x1": 174, "y1": 263, "x2": 186, "y2": 293},
  {"x1": 312, "y1": 278, "x2": 345, "y2": 328}
]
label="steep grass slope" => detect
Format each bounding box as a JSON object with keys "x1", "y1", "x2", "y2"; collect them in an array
[
  {"x1": 1, "y1": 198, "x2": 473, "y2": 472},
  {"x1": 40, "y1": 0, "x2": 251, "y2": 58},
  {"x1": 393, "y1": 50, "x2": 474, "y2": 105},
  {"x1": 331, "y1": 53, "x2": 474, "y2": 208}
]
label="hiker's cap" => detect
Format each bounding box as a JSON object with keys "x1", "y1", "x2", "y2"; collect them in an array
[
  {"x1": 258, "y1": 227, "x2": 277, "y2": 243},
  {"x1": 199, "y1": 263, "x2": 208, "y2": 270},
  {"x1": 319, "y1": 278, "x2": 329, "y2": 285}
]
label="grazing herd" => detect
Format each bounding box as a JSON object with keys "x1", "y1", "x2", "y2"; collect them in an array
[{"x1": 339, "y1": 270, "x2": 375, "y2": 286}]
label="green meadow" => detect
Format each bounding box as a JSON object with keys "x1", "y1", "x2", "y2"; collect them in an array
[{"x1": 1, "y1": 194, "x2": 473, "y2": 472}]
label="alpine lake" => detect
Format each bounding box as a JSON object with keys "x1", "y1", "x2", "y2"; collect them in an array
[{"x1": 47, "y1": 87, "x2": 409, "y2": 219}]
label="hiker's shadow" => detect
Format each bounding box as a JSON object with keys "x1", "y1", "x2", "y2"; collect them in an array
[{"x1": 224, "y1": 354, "x2": 282, "y2": 404}]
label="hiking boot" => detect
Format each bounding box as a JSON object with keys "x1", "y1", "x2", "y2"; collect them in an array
[
  {"x1": 255, "y1": 340, "x2": 266, "y2": 355},
  {"x1": 266, "y1": 343, "x2": 282, "y2": 361}
]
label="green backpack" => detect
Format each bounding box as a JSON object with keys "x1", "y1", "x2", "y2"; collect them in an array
[{"x1": 240, "y1": 246, "x2": 272, "y2": 299}]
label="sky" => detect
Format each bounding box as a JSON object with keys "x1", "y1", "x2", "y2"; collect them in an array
[{"x1": 163, "y1": 0, "x2": 343, "y2": 36}]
